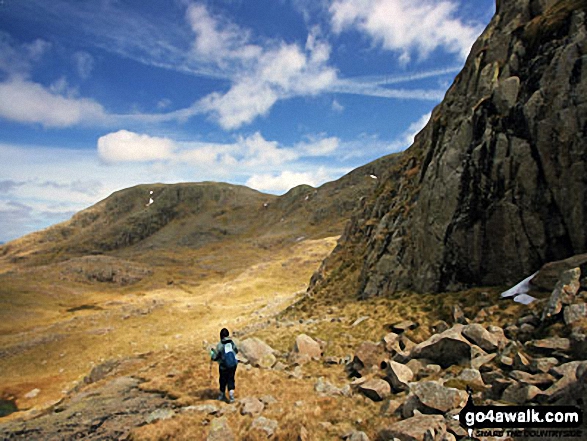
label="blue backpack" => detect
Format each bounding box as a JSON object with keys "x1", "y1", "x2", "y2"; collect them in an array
[{"x1": 221, "y1": 340, "x2": 238, "y2": 368}]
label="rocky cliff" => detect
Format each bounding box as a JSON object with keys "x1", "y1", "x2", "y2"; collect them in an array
[{"x1": 311, "y1": 0, "x2": 587, "y2": 298}]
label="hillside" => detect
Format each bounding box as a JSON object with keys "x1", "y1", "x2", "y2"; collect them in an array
[{"x1": 309, "y1": 0, "x2": 587, "y2": 301}]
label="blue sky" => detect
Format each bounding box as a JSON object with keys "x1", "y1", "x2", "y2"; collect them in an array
[{"x1": 0, "y1": 0, "x2": 495, "y2": 242}]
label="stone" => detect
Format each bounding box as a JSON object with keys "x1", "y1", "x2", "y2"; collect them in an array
[
  {"x1": 239, "y1": 338, "x2": 276, "y2": 368},
  {"x1": 462, "y1": 324, "x2": 499, "y2": 352},
  {"x1": 530, "y1": 357, "x2": 559, "y2": 374},
  {"x1": 457, "y1": 368, "x2": 485, "y2": 388},
  {"x1": 381, "y1": 360, "x2": 414, "y2": 392},
  {"x1": 513, "y1": 351, "x2": 532, "y2": 372},
  {"x1": 324, "y1": 356, "x2": 340, "y2": 365},
  {"x1": 182, "y1": 404, "x2": 219, "y2": 415},
  {"x1": 410, "y1": 381, "x2": 468, "y2": 413},
  {"x1": 343, "y1": 431, "x2": 370, "y2": 441},
  {"x1": 350, "y1": 341, "x2": 387, "y2": 375},
  {"x1": 550, "y1": 361, "x2": 587, "y2": 379},
  {"x1": 379, "y1": 414, "x2": 447, "y2": 441},
  {"x1": 410, "y1": 325, "x2": 472, "y2": 368},
  {"x1": 501, "y1": 383, "x2": 541, "y2": 404},
  {"x1": 542, "y1": 268, "x2": 582, "y2": 320},
  {"x1": 380, "y1": 399, "x2": 403, "y2": 417},
  {"x1": 531, "y1": 255, "x2": 587, "y2": 292},
  {"x1": 389, "y1": 320, "x2": 418, "y2": 333},
  {"x1": 240, "y1": 397, "x2": 264, "y2": 416},
  {"x1": 564, "y1": 303, "x2": 587, "y2": 325},
  {"x1": 526, "y1": 338, "x2": 571, "y2": 354},
  {"x1": 292, "y1": 334, "x2": 322, "y2": 360},
  {"x1": 145, "y1": 408, "x2": 175, "y2": 424},
  {"x1": 251, "y1": 416, "x2": 278, "y2": 438},
  {"x1": 431, "y1": 320, "x2": 450, "y2": 334},
  {"x1": 258, "y1": 353, "x2": 277, "y2": 369},
  {"x1": 24, "y1": 388, "x2": 41, "y2": 399},
  {"x1": 207, "y1": 417, "x2": 235, "y2": 441},
  {"x1": 471, "y1": 353, "x2": 497, "y2": 371},
  {"x1": 382, "y1": 332, "x2": 400, "y2": 352},
  {"x1": 451, "y1": 305, "x2": 468, "y2": 325},
  {"x1": 352, "y1": 316, "x2": 370, "y2": 327},
  {"x1": 314, "y1": 377, "x2": 345, "y2": 397},
  {"x1": 509, "y1": 371, "x2": 555, "y2": 388},
  {"x1": 359, "y1": 379, "x2": 391, "y2": 402}
]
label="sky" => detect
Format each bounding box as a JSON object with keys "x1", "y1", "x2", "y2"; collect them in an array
[{"x1": 0, "y1": 0, "x2": 495, "y2": 242}]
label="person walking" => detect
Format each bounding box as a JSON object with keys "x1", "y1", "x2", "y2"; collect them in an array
[{"x1": 210, "y1": 328, "x2": 238, "y2": 403}]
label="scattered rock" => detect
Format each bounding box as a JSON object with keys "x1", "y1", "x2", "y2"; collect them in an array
[
  {"x1": 182, "y1": 404, "x2": 218, "y2": 415},
  {"x1": 530, "y1": 357, "x2": 559, "y2": 374},
  {"x1": 145, "y1": 408, "x2": 175, "y2": 424},
  {"x1": 531, "y1": 255, "x2": 587, "y2": 292},
  {"x1": 251, "y1": 416, "x2": 278, "y2": 438},
  {"x1": 541, "y1": 268, "x2": 581, "y2": 320},
  {"x1": 389, "y1": 320, "x2": 418, "y2": 333},
  {"x1": 292, "y1": 334, "x2": 322, "y2": 361},
  {"x1": 207, "y1": 416, "x2": 235, "y2": 441},
  {"x1": 451, "y1": 305, "x2": 468, "y2": 325},
  {"x1": 380, "y1": 398, "x2": 403, "y2": 417},
  {"x1": 410, "y1": 381, "x2": 468, "y2": 413},
  {"x1": 456, "y1": 368, "x2": 485, "y2": 389},
  {"x1": 239, "y1": 338, "x2": 276, "y2": 368},
  {"x1": 349, "y1": 341, "x2": 387, "y2": 376},
  {"x1": 24, "y1": 388, "x2": 40, "y2": 399},
  {"x1": 382, "y1": 332, "x2": 400, "y2": 352},
  {"x1": 315, "y1": 377, "x2": 345, "y2": 397},
  {"x1": 352, "y1": 316, "x2": 370, "y2": 327},
  {"x1": 379, "y1": 414, "x2": 447, "y2": 441},
  {"x1": 342, "y1": 430, "x2": 370, "y2": 441},
  {"x1": 410, "y1": 325, "x2": 472, "y2": 368},
  {"x1": 471, "y1": 353, "x2": 497, "y2": 371},
  {"x1": 462, "y1": 324, "x2": 499, "y2": 352},
  {"x1": 513, "y1": 351, "x2": 532, "y2": 372},
  {"x1": 381, "y1": 360, "x2": 414, "y2": 392},
  {"x1": 501, "y1": 382, "x2": 541, "y2": 404},
  {"x1": 431, "y1": 321, "x2": 450, "y2": 334},
  {"x1": 240, "y1": 397, "x2": 264, "y2": 416},
  {"x1": 526, "y1": 337, "x2": 571, "y2": 354},
  {"x1": 509, "y1": 371, "x2": 555, "y2": 388},
  {"x1": 564, "y1": 303, "x2": 587, "y2": 325},
  {"x1": 358, "y1": 379, "x2": 391, "y2": 402}
]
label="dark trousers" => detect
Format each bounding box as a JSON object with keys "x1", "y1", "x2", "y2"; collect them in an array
[{"x1": 219, "y1": 366, "x2": 237, "y2": 393}]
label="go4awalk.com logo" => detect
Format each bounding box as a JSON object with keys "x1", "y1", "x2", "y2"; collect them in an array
[{"x1": 456, "y1": 390, "x2": 583, "y2": 438}]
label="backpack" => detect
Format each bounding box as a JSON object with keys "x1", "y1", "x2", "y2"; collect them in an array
[{"x1": 220, "y1": 340, "x2": 238, "y2": 368}]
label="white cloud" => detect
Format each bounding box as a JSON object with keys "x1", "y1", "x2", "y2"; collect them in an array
[
  {"x1": 0, "y1": 77, "x2": 106, "y2": 127},
  {"x1": 298, "y1": 136, "x2": 340, "y2": 156},
  {"x1": 329, "y1": 0, "x2": 483, "y2": 63},
  {"x1": 188, "y1": 5, "x2": 337, "y2": 130},
  {"x1": 73, "y1": 51, "x2": 95, "y2": 79},
  {"x1": 332, "y1": 99, "x2": 344, "y2": 112},
  {"x1": 97, "y1": 130, "x2": 176, "y2": 163},
  {"x1": 246, "y1": 168, "x2": 333, "y2": 193},
  {"x1": 0, "y1": 32, "x2": 51, "y2": 76}
]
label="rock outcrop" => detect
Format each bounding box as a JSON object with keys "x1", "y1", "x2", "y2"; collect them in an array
[{"x1": 310, "y1": 0, "x2": 587, "y2": 298}]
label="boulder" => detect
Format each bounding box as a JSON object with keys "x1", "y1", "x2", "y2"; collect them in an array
[
  {"x1": 239, "y1": 338, "x2": 275, "y2": 368},
  {"x1": 471, "y1": 353, "x2": 497, "y2": 371},
  {"x1": 410, "y1": 381, "x2": 468, "y2": 413},
  {"x1": 541, "y1": 268, "x2": 581, "y2": 320},
  {"x1": 462, "y1": 324, "x2": 499, "y2": 352},
  {"x1": 359, "y1": 379, "x2": 391, "y2": 402},
  {"x1": 410, "y1": 325, "x2": 472, "y2": 368},
  {"x1": 382, "y1": 360, "x2": 414, "y2": 392},
  {"x1": 531, "y1": 255, "x2": 587, "y2": 292},
  {"x1": 342, "y1": 431, "x2": 370, "y2": 441},
  {"x1": 530, "y1": 357, "x2": 559, "y2": 374},
  {"x1": 501, "y1": 383, "x2": 541, "y2": 404},
  {"x1": 292, "y1": 334, "x2": 322, "y2": 360},
  {"x1": 526, "y1": 337, "x2": 571, "y2": 354},
  {"x1": 379, "y1": 414, "x2": 447, "y2": 441},
  {"x1": 314, "y1": 377, "x2": 346, "y2": 397},
  {"x1": 390, "y1": 320, "x2": 418, "y2": 333},
  {"x1": 456, "y1": 368, "x2": 485, "y2": 389},
  {"x1": 207, "y1": 417, "x2": 235, "y2": 441},
  {"x1": 350, "y1": 341, "x2": 387, "y2": 375},
  {"x1": 382, "y1": 332, "x2": 400, "y2": 352},
  {"x1": 564, "y1": 303, "x2": 587, "y2": 325},
  {"x1": 250, "y1": 416, "x2": 278, "y2": 438},
  {"x1": 240, "y1": 397, "x2": 264, "y2": 416}
]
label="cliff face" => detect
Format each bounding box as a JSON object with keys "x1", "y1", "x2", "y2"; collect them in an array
[{"x1": 312, "y1": 0, "x2": 587, "y2": 298}]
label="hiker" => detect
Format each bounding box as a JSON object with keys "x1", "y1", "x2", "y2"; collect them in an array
[{"x1": 210, "y1": 328, "x2": 238, "y2": 402}]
